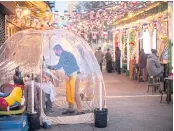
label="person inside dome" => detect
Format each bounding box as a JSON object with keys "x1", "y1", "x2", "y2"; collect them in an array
[{"x1": 46, "y1": 44, "x2": 84, "y2": 115}]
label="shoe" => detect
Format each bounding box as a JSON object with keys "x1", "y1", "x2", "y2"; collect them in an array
[
  {"x1": 76, "y1": 111, "x2": 85, "y2": 115},
  {"x1": 62, "y1": 110, "x2": 75, "y2": 115},
  {"x1": 45, "y1": 109, "x2": 54, "y2": 115}
]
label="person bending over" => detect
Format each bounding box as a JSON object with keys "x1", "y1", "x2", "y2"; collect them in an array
[{"x1": 46, "y1": 44, "x2": 84, "y2": 115}]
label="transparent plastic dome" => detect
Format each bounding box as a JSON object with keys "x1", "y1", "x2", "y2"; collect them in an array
[{"x1": 0, "y1": 29, "x2": 106, "y2": 124}]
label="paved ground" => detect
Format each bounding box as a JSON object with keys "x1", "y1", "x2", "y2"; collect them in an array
[{"x1": 39, "y1": 73, "x2": 173, "y2": 131}]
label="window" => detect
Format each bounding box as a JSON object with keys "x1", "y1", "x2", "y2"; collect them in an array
[
  {"x1": 152, "y1": 29, "x2": 157, "y2": 50},
  {"x1": 143, "y1": 29, "x2": 151, "y2": 54}
]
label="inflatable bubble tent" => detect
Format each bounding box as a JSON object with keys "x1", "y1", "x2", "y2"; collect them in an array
[{"x1": 0, "y1": 29, "x2": 106, "y2": 124}]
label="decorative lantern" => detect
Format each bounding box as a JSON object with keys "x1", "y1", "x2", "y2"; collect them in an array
[
  {"x1": 153, "y1": 21, "x2": 157, "y2": 29},
  {"x1": 121, "y1": 2, "x2": 127, "y2": 9},
  {"x1": 53, "y1": 11, "x2": 59, "y2": 24},
  {"x1": 64, "y1": 10, "x2": 69, "y2": 16},
  {"x1": 16, "y1": 7, "x2": 23, "y2": 19},
  {"x1": 133, "y1": 26, "x2": 138, "y2": 32},
  {"x1": 90, "y1": 11, "x2": 94, "y2": 20},
  {"x1": 142, "y1": 23, "x2": 148, "y2": 31},
  {"x1": 92, "y1": 31, "x2": 98, "y2": 40},
  {"x1": 103, "y1": 31, "x2": 108, "y2": 39},
  {"x1": 25, "y1": 16, "x2": 31, "y2": 27}
]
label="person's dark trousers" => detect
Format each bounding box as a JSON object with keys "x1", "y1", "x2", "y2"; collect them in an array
[
  {"x1": 106, "y1": 60, "x2": 113, "y2": 73},
  {"x1": 100, "y1": 63, "x2": 102, "y2": 72},
  {"x1": 45, "y1": 93, "x2": 52, "y2": 112},
  {"x1": 115, "y1": 59, "x2": 121, "y2": 74}
]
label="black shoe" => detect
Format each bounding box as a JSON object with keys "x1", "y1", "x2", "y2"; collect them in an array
[
  {"x1": 45, "y1": 109, "x2": 54, "y2": 115},
  {"x1": 76, "y1": 111, "x2": 85, "y2": 115},
  {"x1": 46, "y1": 109, "x2": 54, "y2": 112},
  {"x1": 62, "y1": 110, "x2": 75, "y2": 115}
]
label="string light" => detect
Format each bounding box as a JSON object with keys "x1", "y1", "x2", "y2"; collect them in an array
[
  {"x1": 128, "y1": 12, "x2": 133, "y2": 18},
  {"x1": 113, "y1": 2, "x2": 163, "y2": 25},
  {"x1": 115, "y1": 9, "x2": 169, "y2": 30}
]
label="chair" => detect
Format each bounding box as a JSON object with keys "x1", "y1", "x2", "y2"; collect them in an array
[
  {"x1": 147, "y1": 76, "x2": 161, "y2": 94},
  {"x1": 160, "y1": 77, "x2": 173, "y2": 104}
]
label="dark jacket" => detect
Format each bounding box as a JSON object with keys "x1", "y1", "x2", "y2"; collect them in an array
[
  {"x1": 115, "y1": 48, "x2": 121, "y2": 60},
  {"x1": 138, "y1": 52, "x2": 147, "y2": 69},
  {"x1": 105, "y1": 52, "x2": 112, "y2": 62},
  {"x1": 47, "y1": 51, "x2": 80, "y2": 76}
]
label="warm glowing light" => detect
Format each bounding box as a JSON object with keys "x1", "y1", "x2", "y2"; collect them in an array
[
  {"x1": 45, "y1": 10, "x2": 50, "y2": 15},
  {"x1": 36, "y1": 24, "x2": 41, "y2": 29},
  {"x1": 23, "y1": 9, "x2": 31, "y2": 16},
  {"x1": 129, "y1": 13, "x2": 133, "y2": 17}
]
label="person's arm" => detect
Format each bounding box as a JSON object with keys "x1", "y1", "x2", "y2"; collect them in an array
[
  {"x1": 47, "y1": 59, "x2": 62, "y2": 70},
  {"x1": 154, "y1": 58, "x2": 161, "y2": 68}
]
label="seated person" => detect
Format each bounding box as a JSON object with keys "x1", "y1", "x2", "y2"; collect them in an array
[
  {"x1": 34, "y1": 75, "x2": 56, "y2": 114},
  {"x1": 147, "y1": 49, "x2": 164, "y2": 77},
  {"x1": 42, "y1": 76, "x2": 55, "y2": 113}
]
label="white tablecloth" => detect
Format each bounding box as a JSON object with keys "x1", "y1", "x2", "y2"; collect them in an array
[{"x1": 36, "y1": 82, "x2": 56, "y2": 102}]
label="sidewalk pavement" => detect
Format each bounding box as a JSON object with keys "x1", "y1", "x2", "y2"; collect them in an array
[{"x1": 39, "y1": 72, "x2": 173, "y2": 131}]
